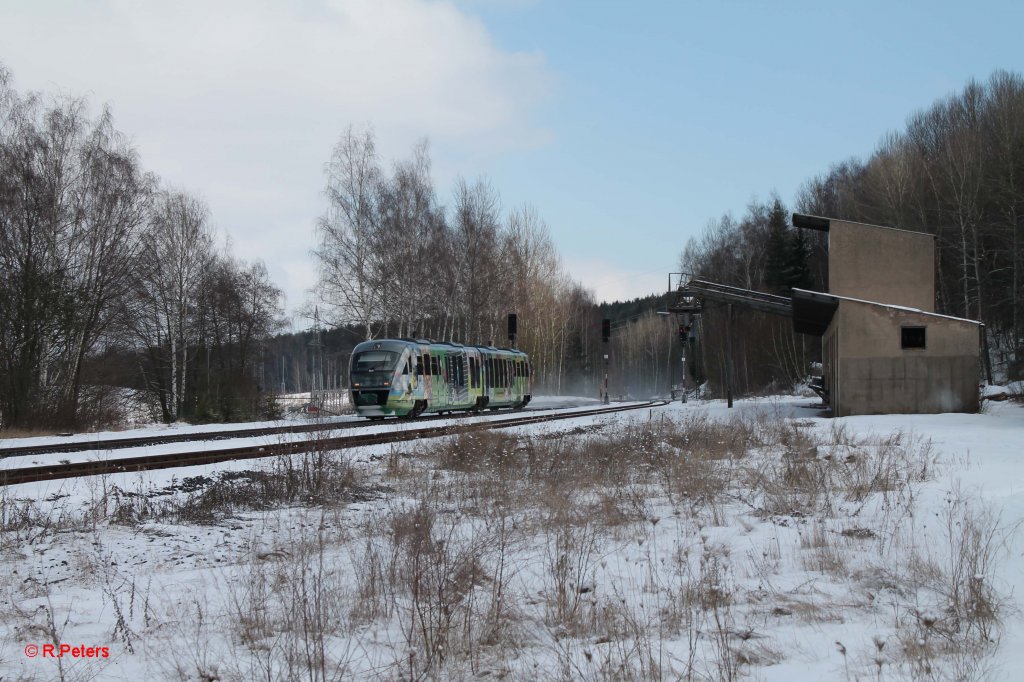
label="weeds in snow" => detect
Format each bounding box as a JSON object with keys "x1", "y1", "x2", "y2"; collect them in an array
[{"x1": 1, "y1": 407, "x2": 1017, "y2": 681}]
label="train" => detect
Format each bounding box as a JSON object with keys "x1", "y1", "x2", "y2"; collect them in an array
[{"x1": 349, "y1": 339, "x2": 532, "y2": 418}]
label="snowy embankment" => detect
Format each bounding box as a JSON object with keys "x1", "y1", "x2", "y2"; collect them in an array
[{"x1": 1, "y1": 395, "x2": 1022, "y2": 680}]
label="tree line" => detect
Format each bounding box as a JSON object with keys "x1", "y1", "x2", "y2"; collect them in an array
[
  {"x1": 681, "y1": 69, "x2": 1024, "y2": 394},
  {"x1": 313, "y1": 126, "x2": 602, "y2": 395},
  {"x1": 678, "y1": 196, "x2": 821, "y2": 395},
  {"x1": 6, "y1": 64, "x2": 1021, "y2": 430},
  {"x1": 796, "y1": 70, "x2": 1024, "y2": 377},
  {"x1": 0, "y1": 66, "x2": 283, "y2": 430}
]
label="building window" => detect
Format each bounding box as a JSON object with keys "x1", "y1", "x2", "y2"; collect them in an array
[{"x1": 901, "y1": 326, "x2": 926, "y2": 349}]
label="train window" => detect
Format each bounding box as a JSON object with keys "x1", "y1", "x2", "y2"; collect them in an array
[
  {"x1": 353, "y1": 351, "x2": 399, "y2": 372},
  {"x1": 431, "y1": 356, "x2": 440, "y2": 376},
  {"x1": 400, "y1": 360, "x2": 409, "y2": 375},
  {"x1": 421, "y1": 354, "x2": 429, "y2": 375}
]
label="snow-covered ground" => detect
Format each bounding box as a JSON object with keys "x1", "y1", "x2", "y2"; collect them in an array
[{"x1": 1, "y1": 394, "x2": 1022, "y2": 680}]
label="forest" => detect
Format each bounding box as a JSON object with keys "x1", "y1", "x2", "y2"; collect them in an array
[
  {"x1": 0, "y1": 66, "x2": 284, "y2": 429},
  {"x1": 2, "y1": 66, "x2": 1023, "y2": 430},
  {"x1": 680, "y1": 70, "x2": 1024, "y2": 395}
]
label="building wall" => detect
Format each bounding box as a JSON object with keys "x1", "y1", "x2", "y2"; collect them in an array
[
  {"x1": 830, "y1": 300, "x2": 980, "y2": 416},
  {"x1": 828, "y1": 220, "x2": 936, "y2": 313},
  {"x1": 823, "y1": 323, "x2": 840, "y2": 413}
]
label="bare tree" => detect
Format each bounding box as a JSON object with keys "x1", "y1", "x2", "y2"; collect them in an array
[
  {"x1": 126, "y1": 190, "x2": 214, "y2": 422},
  {"x1": 451, "y1": 177, "x2": 503, "y2": 343},
  {"x1": 315, "y1": 125, "x2": 384, "y2": 338},
  {"x1": 0, "y1": 68, "x2": 150, "y2": 428}
]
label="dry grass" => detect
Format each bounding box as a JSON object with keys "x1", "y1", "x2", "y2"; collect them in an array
[{"x1": 2, "y1": 407, "x2": 1015, "y2": 682}]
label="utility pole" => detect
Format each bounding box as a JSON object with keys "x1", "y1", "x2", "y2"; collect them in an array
[
  {"x1": 725, "y1": 303, "x2": 734, "y2": 409},
  {"x1": 680, "y1": 314, "x2": 689, "y2": 404},
  {"x1": 309, "y1": 307, "x2": 325, "y2": 410},
  {"x1": 602, "y1": 318, "x2": 611, "y2": 404}
]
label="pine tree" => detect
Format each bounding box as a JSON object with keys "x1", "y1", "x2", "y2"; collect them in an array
[
  {"x1": 764, "y1": 199, "x2": 791, "y2": 294},
  {"x1": 787, "y1": 227, "x2": 814, "y2": 291}
]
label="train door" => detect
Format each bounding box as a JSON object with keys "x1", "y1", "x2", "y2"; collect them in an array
[
  {"x1": 450, "y1": 352, "x2": 469, "y2": 407},
  {"x1": 483, "y1": 354, "x2": 491, "y2": 399},
  {"x1": 433, "y1": 353, "x2": 447, "y2": 407},
  {"x1": 420, "y1": 350, "x2": 430, "y2": 402},
  {"x1": 467, "y1": 351, "x2": 482, "y2": 408}
]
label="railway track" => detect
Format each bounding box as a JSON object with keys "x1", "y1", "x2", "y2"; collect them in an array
[
  {"x1": 0, "y1": 403, "x2": 579, "y2": 459},
  {"x1": 1, "y1": 413, "x2": 418, "y2": 459},
  {"x1": 1, "y1": 401, "x2": 668, "y2": 485}
]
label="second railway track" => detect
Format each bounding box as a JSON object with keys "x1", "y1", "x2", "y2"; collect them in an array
[{"x1": 1, "y1": 401, "x2": 668, "y2": 486}]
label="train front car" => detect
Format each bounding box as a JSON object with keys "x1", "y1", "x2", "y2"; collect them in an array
[{"x1": 349, "y1": 340, "x2": 421, "y2": 418}]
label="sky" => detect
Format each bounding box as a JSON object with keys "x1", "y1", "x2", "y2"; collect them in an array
[{"x1": 1, "y1": 0, "x2": 1022, "y2": 328}]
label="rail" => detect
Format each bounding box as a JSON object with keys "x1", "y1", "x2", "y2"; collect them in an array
[{"x1": 1, "y1": 401, "x2": 668, "y2": 485}]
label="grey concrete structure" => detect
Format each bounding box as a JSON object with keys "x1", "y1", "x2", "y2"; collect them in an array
[
  {"x1": 792, "y1": 214, "x2": 981, "y2": 416},
  {"x1": 826, "y1": 219, "x2": 936, "y2": 312},
  {"x1": 815, "y1": 294, "x2": 980, "y2": 416}
]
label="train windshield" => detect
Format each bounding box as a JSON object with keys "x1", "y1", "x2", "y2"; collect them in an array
[{"x1": 352, "y1": 351, "x2": 400, "y2": 373}]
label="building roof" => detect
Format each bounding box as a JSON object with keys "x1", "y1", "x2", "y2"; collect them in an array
[
  {"x1": 791, "y1": 289, "x2": 840, "y2": 336},
  {"x1": 790, "y1": 288, "x2": 982, "y2": 337},
  {"x1": 791, "y1": 213, "x2": 936, "y2": 240}
]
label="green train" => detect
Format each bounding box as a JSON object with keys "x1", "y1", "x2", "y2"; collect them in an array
[{"x1": 349, "y1": 339, "x2": 532, "y2": 418}]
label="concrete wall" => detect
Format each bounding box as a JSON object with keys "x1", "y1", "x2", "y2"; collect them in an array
[
  {"x1": 823, "y1": 323, "x2": 840, "y2": 413},
  {"x1": 830, "y1": 300, "x2": 980, "y2": 416},
  {"x1": 828, "y1": 220, "x2": 936, "y2": 312}
]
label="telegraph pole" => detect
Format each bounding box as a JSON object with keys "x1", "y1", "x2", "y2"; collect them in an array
[
  {"x1": 602, "y1": 318, "x2": 610, "y2": 404},
  {"x1": 725, "y1": 303, "x2": 734, "y2": 409},
  {"x1": 680, "y1": 314, "x2": 689, "y2": 403}
]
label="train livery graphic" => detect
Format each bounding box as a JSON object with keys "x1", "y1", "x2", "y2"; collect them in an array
[{"x1": 349, "y1": 339, "x2": 532, "y2": 418}]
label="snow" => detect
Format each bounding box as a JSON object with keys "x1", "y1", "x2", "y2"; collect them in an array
[
  {"x1": 0, "y1": 394, "x2": 601, "y2": 453},
  {"x1": 790, "y1": 287, "x2": 983, "y2": 324},
  {"x1": 0, "y1": 398, "x2": 623, "y2": 474},
  {"x1": 2, "y1": 394, "x2": 1023, "y2": 680}
]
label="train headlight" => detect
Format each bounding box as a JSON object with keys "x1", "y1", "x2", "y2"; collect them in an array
[
  {"x1": 353, "y1": 383, "x2": 360, "y2": 388},
  {"x1": 383, "y1": 381, "x2": 390, "y2": 387}
]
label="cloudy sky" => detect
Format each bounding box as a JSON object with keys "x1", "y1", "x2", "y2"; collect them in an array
[{"x1": 2, "y1": 0, "x2": 1022, "y2": 327}]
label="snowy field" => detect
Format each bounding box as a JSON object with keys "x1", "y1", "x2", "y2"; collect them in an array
[{"x1": 1, "y1": 394, "x2": 1022, "y2": 680}]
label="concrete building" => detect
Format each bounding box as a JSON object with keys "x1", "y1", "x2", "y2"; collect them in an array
[
  {"x1": 792, "y1": 214, "x2": 982, "y2": 417},
  {"x1": 823, "y1": 217, "x2": 936, "y2": 312}
]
